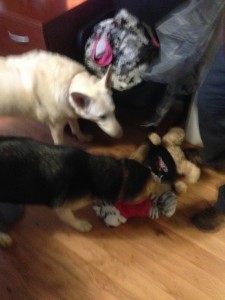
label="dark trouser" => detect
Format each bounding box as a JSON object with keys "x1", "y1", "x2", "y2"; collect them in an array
[
  {"x1": 215, "y1": 186, "x2": 225, "y2": 213},
  {"x1": 197, "y1": 45, "x2": 225, "y2": 213}
]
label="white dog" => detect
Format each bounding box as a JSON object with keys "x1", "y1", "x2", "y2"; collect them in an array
[{"x1": 0, "y1": 50, "x2": 122, "y2": 144}]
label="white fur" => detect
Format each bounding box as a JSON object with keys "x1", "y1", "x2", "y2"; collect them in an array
[
  {"x1": 0, "y1": 50, "x2": 122, "y2": 144},
  {"x1": 93, "y1": 203, "x2": 127, "y2": 227}
]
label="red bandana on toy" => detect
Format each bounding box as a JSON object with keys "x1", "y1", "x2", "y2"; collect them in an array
[{"x1": 115, "y1": 199, "x2": 152, "y2": 218}]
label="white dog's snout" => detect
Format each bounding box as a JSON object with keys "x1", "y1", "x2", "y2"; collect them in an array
[
  {"x1": 105, "y1": 123, "x2": 123, "y2": 138},
  {"x1": 111, "y1": 126, "x2": 123, "y2": 138},
  {"x1": 98, "y1": 117, "x2": 123, "y2": 138}
]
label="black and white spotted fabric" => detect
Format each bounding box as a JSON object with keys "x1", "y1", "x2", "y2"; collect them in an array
[{"x1": 84, "y1": 9, "x2": 159, "y2": 91}]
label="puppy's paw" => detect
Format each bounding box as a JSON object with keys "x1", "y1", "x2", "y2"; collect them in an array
[
  {"x1": 0, "y1": 232, "x2": 13, "y2": 247},
  {"x1": 75, "y1": 219, "x2": 93, "y2": 232}
]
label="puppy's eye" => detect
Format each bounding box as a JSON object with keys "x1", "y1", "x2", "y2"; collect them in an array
[{"x1": 100, "y1": 114, "x2": 107, "y2": 120}]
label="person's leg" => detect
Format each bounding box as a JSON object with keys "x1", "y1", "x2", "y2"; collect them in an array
[
  {"x1": 189, "y1": 46, "x2": 225, "y2": 231},
  {"x1": 198, "y1": 46, "x2": 225, "y2": 165},
  {"x1": 192, "y1": 185, "x2": 225, "y2": 231},
  {"x1": 185, "y1": 46, "x2": 225, "y2": 169}
]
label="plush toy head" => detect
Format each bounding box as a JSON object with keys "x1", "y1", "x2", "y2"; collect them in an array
[
  {"x1": 144, "y1": 133, "x2": 177, "y2": 183},
  {"x1": 130, "y1": 127, "x2": 201, "y2": 193}
]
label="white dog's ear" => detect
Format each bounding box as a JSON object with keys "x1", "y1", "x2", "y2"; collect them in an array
[
  {"x1": 100, "y1": 65, "x2": 112, "y2": 89},
  {"x1": 71, "y1": 92, "x2": 90, "y2": 108}
]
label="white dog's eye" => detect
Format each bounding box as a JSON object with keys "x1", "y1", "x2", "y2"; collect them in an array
[{"x1": 100, "y1": 114, "x2": 107, "y2": 120}]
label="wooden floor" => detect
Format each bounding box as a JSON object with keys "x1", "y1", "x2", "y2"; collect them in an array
[{"x1": 0, "y1": 108, "x2": 225, "y2": 300}]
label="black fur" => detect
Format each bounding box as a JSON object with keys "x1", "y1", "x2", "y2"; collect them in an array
[
  {"x1": 144, "y1": 138, "x2": 176, "y2": 182},
  {"x1": 0, "y1": 137, "x2": 151, "y2": 207}
]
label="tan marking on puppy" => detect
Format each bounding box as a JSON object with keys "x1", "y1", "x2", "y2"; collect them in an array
[
  {"x1": 55, "y1": 197, "x2": 93, "y2": 232},
  {"x1": 132, "y1": 176, "x2": 172, "y2": 203}
]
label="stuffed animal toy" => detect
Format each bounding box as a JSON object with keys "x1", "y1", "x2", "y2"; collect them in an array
[
  {"x1": 93, "y1": 190, "x2": 177, "y2": 227},
  {"x1": 161, "y1": 127, "x2": 201, "y2": 192},
  {"x1": 131, "y1": 127, "x2": 201, "y2": 193}
]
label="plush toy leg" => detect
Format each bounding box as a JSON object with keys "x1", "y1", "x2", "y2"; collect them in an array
[{"x1": 178, "y1": 160, "x2": 201, "y2": 183}]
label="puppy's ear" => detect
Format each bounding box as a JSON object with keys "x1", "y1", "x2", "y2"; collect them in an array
[
  {"x1": 71, "y1": 92, "x2": 90, "y2": 108},
  {"x1": 100, "y1": 65, "x2": 112, "y2": 89}
]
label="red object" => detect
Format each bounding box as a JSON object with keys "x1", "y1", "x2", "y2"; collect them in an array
[{"x1": 115, "y1": 198, "x2": 153, "y2": 219}]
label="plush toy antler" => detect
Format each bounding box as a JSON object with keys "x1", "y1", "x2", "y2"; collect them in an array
[
  {"x1": 93, "y1": 191, "x2": 177, "y2": 227},
  {"x1": 151, "y1": 127, "x2": 201, "y2": 193}
]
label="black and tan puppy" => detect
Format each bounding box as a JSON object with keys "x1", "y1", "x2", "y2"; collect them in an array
[{"x1": 0, "y1": 136, "x2": 165, "y2": 247}]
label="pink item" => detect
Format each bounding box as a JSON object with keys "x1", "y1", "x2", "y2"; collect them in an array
[{"x1": 91, "y1": 35, "x2": 113, "y2": 66}]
